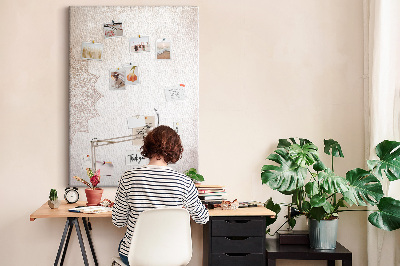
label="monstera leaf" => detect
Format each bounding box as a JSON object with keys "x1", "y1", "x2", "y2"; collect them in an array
[
  {"x1": 324, "y1": 139, "x2": 344, "y2": 157},
  {"x1": 318, "y1": 169, "x2": 349, "y2": 195},
  {"x1": 368, "y1": 197, "x2": 400, "y2": 231},
  {"x1": 261, "y1": 148, "x2": 307, "y2": 192},
  {"x1": 288, "y1": 142, "x2": 319, "y2": 168},
  {"x1": 367, "y1": 140, "x2": 400, "y2": 181},
  {"x1": 343, "y1": 168, "x2": 383, "y2": 206},
  {"x1": 310, "y1": 194, "x2": 333, "y2": 213},
  {"x1": 264, "y1": 198, "x2": 281, "y2": 227}
]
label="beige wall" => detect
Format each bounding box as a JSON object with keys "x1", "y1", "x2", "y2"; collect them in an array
[{"x1": 0, "y1": 0, "x2": 366, "y2": 265}]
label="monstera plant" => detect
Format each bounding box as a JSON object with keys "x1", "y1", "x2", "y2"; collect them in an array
[{"x1": 261, "y1": 138, "x2": 400, "y2": 233}]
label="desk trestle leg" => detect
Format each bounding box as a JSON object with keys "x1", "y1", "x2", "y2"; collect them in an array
[
  {"x1": 83, "y1": 217, "x2": 99, "y2": 266},
  {"x1": 60, "y1": 220, "x2": 73, "y2": 265},
  {"x1": 54, "y1": 217, "x2": 96, "y2": 266},
  {"x1": 54, "y1": 219, "x2": 71, "y2": 266},
  {"x1": 71, "y1": 218, "x2": 89, "y2": 266}
]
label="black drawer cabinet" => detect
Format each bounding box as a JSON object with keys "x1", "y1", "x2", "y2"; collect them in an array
[{"x1": 204, "y1": 216, "x2": 267, "y2": 266}]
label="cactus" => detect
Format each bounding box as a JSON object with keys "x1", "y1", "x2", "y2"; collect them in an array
[{"x1": 49, "y1": 189, "x2": 58, "y2": 201}]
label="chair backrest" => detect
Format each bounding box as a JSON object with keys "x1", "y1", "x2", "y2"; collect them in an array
[{"x1": 128, "y1": 208, "x2": 192, "y2": 266}]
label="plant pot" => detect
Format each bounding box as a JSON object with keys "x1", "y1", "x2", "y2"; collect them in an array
[
  {"x1": 48, "y1": 199, "x2": 60, "y2": 209},
  {"x1": 85, "y1": 188, "x2": 103, "y2": 206},
  {"x1": 308, "y1": 218, "x2": 338, "y2": 249}
]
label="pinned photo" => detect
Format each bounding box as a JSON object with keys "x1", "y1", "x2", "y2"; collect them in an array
[
  {"x1": 156, "y1": 38, "x2": 171, "y2": 60},
  {"x1": 109, "y1": 68, "x2": 126, "y2": 90},
  {"x1": 81, "y1": 42, "x2": 103, "y2": 60},
  {"x1": 129, "y1": 36, "x2": 150, "y2": 53},
  {"x1": 104, "y1": 22, "x2": 123, "y2": 38},
  {"x1": 125, "y1": 65, "x2": 139, "y2": 85}
]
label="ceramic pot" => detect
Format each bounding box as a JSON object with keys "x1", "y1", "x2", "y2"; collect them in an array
[
  {"x1": 309, "y1": 218, "x2": 338, "y2": 249},
  {"x1": 48, "y1": 199, "x2": 60, "y2": 209},
  {"x1": 85, "y1": 188, "x2": 103, "y2": 206}
]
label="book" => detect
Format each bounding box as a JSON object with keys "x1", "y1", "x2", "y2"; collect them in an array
[{"x1": 69, "y1": 206, "x2": 112, "y2": 214}]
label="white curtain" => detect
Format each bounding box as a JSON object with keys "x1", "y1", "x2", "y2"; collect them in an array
[{"x1": 366, "y1": 0, "x2": 400, "y2": 265}]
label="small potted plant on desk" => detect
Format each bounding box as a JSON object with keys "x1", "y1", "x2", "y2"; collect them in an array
[
  {"x1": 261, "y1": 138, "x2": 400, "y2": 249},
  {"x1": 48, "y1": 189, "x2": 60, "y2": 209},
  {"x1": 184, "y1": 168, "x2": 204, "y2": 183},
  {"x1": 73, "y1": 168, "x2": 102, "y2": 206}
]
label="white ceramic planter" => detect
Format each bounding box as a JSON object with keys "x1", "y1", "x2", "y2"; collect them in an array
[{"x1": 48, "y1": 199, "x2": 60, "y2": 209}]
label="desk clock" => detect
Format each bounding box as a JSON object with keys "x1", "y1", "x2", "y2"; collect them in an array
[{"x1": 65, "y1": 187, "x2": 79, "y2": 203}]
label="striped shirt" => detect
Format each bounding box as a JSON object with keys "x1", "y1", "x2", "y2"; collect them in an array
[{"x1": 112, "y1": 165, "x2": 209, "y2": 257}]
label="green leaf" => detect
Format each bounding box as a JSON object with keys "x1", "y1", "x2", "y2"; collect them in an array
[
  {"x1": 368, "y1": 197, "x2": 400, "y2": 231},
  {"x1": 310, "y1": 194, "x2": 332, "y2": 213},
  {"x1": 288, "y1": 218, "x2": 296, "y2": 229},
  {"x1": 302, "y1": 201, "x2": 311, "y2": 212},
  {"x1": 261, "y1": 148, "x2": 307, "y2": 192},
  {"x1": 367, "y1": 140, "x2": 400, "y2": 181},
  {"x1": 344, "y1": 168, "x2": 383, "y2": 206},
  {"x1": 310, "y1": 195, "x2": 326, "y2": 207},
  {"x1": 264, "y1": 198, "x2": 281, "y2": 227},
  {"x1": 288, "y1": 143, "x2": 319, "y2": 168},
  {"x1": 324, "y1": 139, "x2": 344, "y2": 158},
  {"x1": 305, "y1": 181, "x2": 319, "y2": 197},
  {"x1": 313, "y1": 160, "x2": 326, "y2": 172},
  {"x1": 277, "y1": 139, "x2": 292, "y2": 148},
  {"x1": 308, "y1": 207, "x2": 326, "y2": 221},
  {"x1": 318, "y1": 169, "x2": 349, "y2": 195}
]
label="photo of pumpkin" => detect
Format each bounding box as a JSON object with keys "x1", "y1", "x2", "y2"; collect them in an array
[{"x1": 125, "y1": 65, "x2": 139, "y2": 85}]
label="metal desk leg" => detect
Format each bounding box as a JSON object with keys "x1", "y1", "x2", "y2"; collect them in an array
[
  {"x1": 55, "y1": 219, "x2": 71, "y2": 266},
  {"x1": 327, "y1": 260, "x2": 335, "y2": 266},
  {"x1": 60, "y1": 219, "x2": 73, "y2": 266},
  {"x1": 83, "y1": 217, "x2": 99, "y2": 266},
  {"x1": 71, "y1": 218, "x2": 89, "y2": 266},
  {"x1": 343, "y1": 259, "x2": 352, "y2": 266}
]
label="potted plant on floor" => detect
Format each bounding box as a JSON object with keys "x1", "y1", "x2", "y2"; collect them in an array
[
  {"x1": 48, "y1": 189, "x2": 60, "y2": 209},
  {"x1": 73, "y1": 168, "x2": 103, "y2": 206},
  {"x1": 261, "y1": 138, "x2": 400, "y2": 249}
]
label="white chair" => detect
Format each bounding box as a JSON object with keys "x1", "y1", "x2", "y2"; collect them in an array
[{"x1": 112, "y1": 208, "x2": 192, "y2": 266}]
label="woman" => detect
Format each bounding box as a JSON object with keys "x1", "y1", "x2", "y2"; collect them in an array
[{"x1": 112, "y1": 125, "x2": 209, "y2": 265}]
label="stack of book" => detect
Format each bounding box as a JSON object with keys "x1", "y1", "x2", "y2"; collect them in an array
[{"x1": 195, "y1": 184, "x2": 227, "y2": 205}]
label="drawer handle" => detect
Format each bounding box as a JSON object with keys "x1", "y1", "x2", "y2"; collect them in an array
[
  {"x1": 225, "y1": 253, "x2": 250, "y2": 257},
  {"x1": 225, "y1": 236, "x2": 249, "y2": 241},
  {"x1": 224, "y1": 220, "x2": 250, "y2": 224}
]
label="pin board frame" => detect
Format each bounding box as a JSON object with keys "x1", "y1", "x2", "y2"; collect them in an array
[{"x1": 69, "y1": 6, "x2": 199, "y2": 187}]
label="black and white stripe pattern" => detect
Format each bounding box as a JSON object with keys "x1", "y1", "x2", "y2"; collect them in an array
[{"x1": 112, "y1": 165, "x2": 209, "y2": 257}]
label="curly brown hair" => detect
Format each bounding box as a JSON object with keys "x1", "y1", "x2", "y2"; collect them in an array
[{"x1": 141, "y1": 125, "x2": 183, "y2": 164}]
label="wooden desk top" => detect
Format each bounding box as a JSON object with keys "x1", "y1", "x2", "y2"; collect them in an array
[
  {"x1": 208, "y1": 206, "x2": 275, "y2": 217},
  {"x1": 30, "y1": 202, "x2": 275, "y2": 221},
  {"x1": 30, "y1": 201, "x2": 112, "y2": 221}
]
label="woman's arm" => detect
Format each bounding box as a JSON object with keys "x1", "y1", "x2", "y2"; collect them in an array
[
  {"x1": 112, "y1": 175, "x2": 129, "y2": 227},
  {"x1": 182, "y1": 180, "x2": 209, "y2": 224}
]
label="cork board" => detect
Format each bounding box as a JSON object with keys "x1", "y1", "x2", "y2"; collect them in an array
[{"x1": 69, "y1": 6, "x2": 199, "y2": 186}]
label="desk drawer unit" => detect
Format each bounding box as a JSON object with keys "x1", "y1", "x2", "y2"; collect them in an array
[{"x1": 204, "y1": 216, "x2": 266, "y2": 266}]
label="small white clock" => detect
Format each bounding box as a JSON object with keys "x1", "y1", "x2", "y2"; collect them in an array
[{"x1": 65, "y1": 187, "x2": 79, "y2": 204}]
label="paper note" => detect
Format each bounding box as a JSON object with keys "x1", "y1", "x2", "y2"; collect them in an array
[
  {"x1": 126, "y1": 151, "x2": 149, "y2": 166},
  {"x1": 165, "y1": 86, "x2": 186, "y2": 101},
  {"x1": 145, "y1": 116, "x2": 155, "y2": 131},
  {"x1": 127, "y1": 116, "x2": 146, "y2": 129},
  {"x1": 132, "y1": 127, "x2": 147, "y2": 146},
  {"x1": 95, "y1": 161, "x2": 114, "y2": 177}
]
